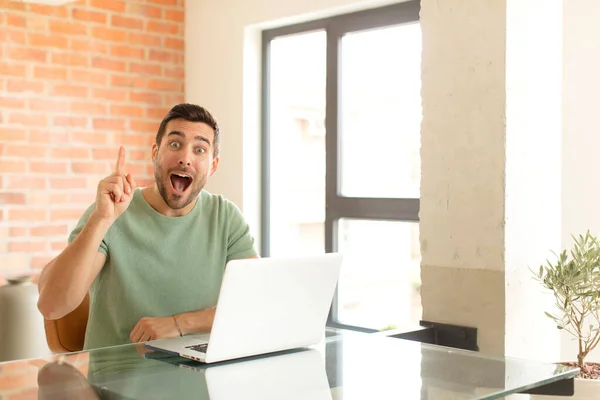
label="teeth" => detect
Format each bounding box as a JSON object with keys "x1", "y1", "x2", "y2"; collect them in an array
[{"x1": 173, "y1": 173, "x2": 190, "y2": 179}]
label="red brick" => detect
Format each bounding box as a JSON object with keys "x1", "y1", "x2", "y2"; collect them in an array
[
  {"x1": 51, "y1": 242, "x2": 67, "y2": 252},
  {"x1": 128, "y1": 32, "x2": 162, "y2": 47},
  {"x1": 70, "y1": 101, "x2": 107, "y2": 115},
  {"x1": 9, "y1": 227, "x2": 28, "y2": 237},
  {"x1": 72, "y1": 8, "x2": 107, "y2": 24},
  {"x1": 147, "y1": 107, "x2": 169, "y2": 120},
  {"x1": 53, "y1": 116, "x2": 89, "y2": 128},
  {"x1": 130, "y1": 63, "x2": 162, "y2": 76},
  {"x1": 148, "y1": 79, "x2": 181, "y2": 92},
  {"x1": 93, "y1": 148, "x2": 121, "y2": 160},
  {"x1": 110, "y1": 45, "x2": 145, "y2": 59},
  {"x1": 148, "y1": 0, "x2": 178, "y2": 6},
  {"x1": 92, "y1": 26, "x2": 127, "y2": 42},
  {"x1": 3, "y1": 177, "x2": 46, "y2": 190},
  {"x1": 71, "y1": 70, "x2": 108, "y2": 87},
  {"x1": 9, "y1": 113, "x2": 48, "y2": 127},
  {"x1": 126, "y1": 164, "x2": 150, "y2": 175},
  {"x1": 34, "y1": 66, "x2": 68, "y2": 80},
  {"x1": 51, "y1": 52, "x2": 89, "y2": 67},
  {"x1": 8, "y1": 209, "x2": 46, "y2": 222},
  {"x1": 6, "y1": 14, "x2": 25, "y2": 27},
  {"x1": 51, "y1": 84, "x2": 89, "y2": 98},
  {"x1": 0, "y1": 161, "x2": 26, "y2": 173},
  {"x1": 0, "y1": 63, "x2": 27, "y2": 77},
  {"x1": 0, "y1": 97, "x2": 26, "y2": 109},
  {"x1": 147, "y1": 21, "x2": 179, "y2": 35},
  {"x1": 30, "y1": 33, "x2": 69, "y2": 49},
  {"x1": 31, "y1": 225, "x2": 68, "y2": 236},
  {"x1": 30, "y1": 162, "x2": 68, "y2": 174},
  {"x1": 165, "y1": 9, "x2": 184, "y2": 22},
  {"x1": 28, "y1": 4, "x2": 69, "y2": 17},
  {"x1": 50, "y1": 20, "x2": 88, "y2": 35},
  {"x1": 125, "y1": 3, "x2": 162, "y2": 18},
  {"x1": 70, "y1": 192, "x2": 96, "y2": 205},
  {"x1": 0, "y1": 29, "x2": 26, "y2": 45},
  {"x1": 3, "y1": 144, "x2": 47, "y2": 158},
  {"x1": 70, "y1": 131, "x2": 108, "y2": 145},
  {"x1": 72, "y1": 162, "x2": 110, "y2": 175},
  {"x1": 130, "y1": 91, "x2": 162, "y2": 105},
  {"x1": 166, "y1": 95, "x2": 184, "y2": 105},
  {"x1": 92, "y1": 88, "x2": 128, "y2": 102},
  {"x1": 6, "y1": 80, "x2": 45, "y2": 94},
  {"x1": 0, "y1": 193, "x2": 26, "y2": 205},
  {"x1": 27, "y1": 16, "x2": 48, "y2": 31},
  {"x1": 0, "y1": 128, "x2": 27, "y2": 142},
  {"x1": 143, "y1": 5, "x2": 162, "y2": 18},
  {"x1": 50, "y1": 208, "x2": 85, "y2": 221},
  {"x1": 92, "y1": 56, "x2": 126, "y2": 72},
  {"x1": 51, "y1": 147, "x2": 91, "y2": 159},
  {"x1": 70, "y1": 38, "x2": 109, "y2": 54},
  {"x1": 130, "y1": 120, "x2": 158, "y2": 133},
  {"x1": 29, "y1": 98, "x2": 69, "y2": 112},
  {"x1": 93, "y1": 118, "x2": 126, "y2": 130},
  {"x1": 111, "y1": 74, "x2": 146, "y2": 88},
  {"x1": 30, "y1": 130, "x2": 69, "y2": 143},
  {"x1": 90, "y1": 0, "x2": 125, "y2": 12},
  {"x1": 115, "y1": 133, "x2": 154, "y2": 147},
  {"x1": 130, "y1": 149, "x2": 151, "y2": 161},
  {"x1": 6, "y1": 46, "x2": 47, "y2": 62},
  {"x1": 111, "y1": 105, "x2": 144, "y2": 118},
  {"x1": 112, "y1": 15, "x2": 143, "y2": 30},
  {"x1": 49, "y1": 177, "x2": 87, "y2": 189},
  {"x1": 9, "y1": 242, "x2": 46, "y2": 253},
  {"x1": 30, "y1": 192, "x2": 71, "y2": 205},
  {"x1": 164, "y1": 37, "x2": 184, "y2": 50},
  {"x1": 149, "y1": 49, "x2": 178, "y2": 63}
]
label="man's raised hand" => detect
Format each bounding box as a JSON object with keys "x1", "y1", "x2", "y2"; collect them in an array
[{"x1": 94, "y1": 146, "x2": 137, "y2": 222}]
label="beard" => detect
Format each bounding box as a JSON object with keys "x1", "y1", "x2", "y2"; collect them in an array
[{"x1": 154, "y1": 159, "x2": 206, "y2": 210}]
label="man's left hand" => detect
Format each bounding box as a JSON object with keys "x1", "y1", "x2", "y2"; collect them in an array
[{"x1": 130, "y1": 316, "x2": 180, "y2": 343}]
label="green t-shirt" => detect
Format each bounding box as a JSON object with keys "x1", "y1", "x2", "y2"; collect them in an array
[{"x1": 68, "y1": 189, "x2": 257, "y2": 350}]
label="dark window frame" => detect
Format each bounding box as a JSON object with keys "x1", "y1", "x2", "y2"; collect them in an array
[{"x1": 261, "y1": 1, "x2": 421, "y2": 332}]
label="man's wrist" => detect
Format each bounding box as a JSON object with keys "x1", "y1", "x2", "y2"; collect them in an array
[
  {"x1": 172, "y1": 315, "x2": 183, "y2": 336},
  {"x1": 175, "y1": 308, "x2": 216, "y2": 335}
]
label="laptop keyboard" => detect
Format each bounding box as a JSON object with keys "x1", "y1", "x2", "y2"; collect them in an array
[{"x1": 185, "y1": 343, "x2": 208, "y2": 353}]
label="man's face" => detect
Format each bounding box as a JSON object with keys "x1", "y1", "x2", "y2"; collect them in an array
[{"x1": 151, "y1": 119, "x2": 219, "y2": 210}]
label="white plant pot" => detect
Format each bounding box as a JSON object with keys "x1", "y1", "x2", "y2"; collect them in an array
[{"x1": 527, "y1": 377, "x2": 600, "y2": 400}]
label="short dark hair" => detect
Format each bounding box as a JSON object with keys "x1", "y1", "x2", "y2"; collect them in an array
[{"x1": 155, "y1": 103, "x2": 221, "y2": 157}]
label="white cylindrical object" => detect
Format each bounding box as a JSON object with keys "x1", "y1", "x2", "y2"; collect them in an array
[{"x1": 0, "y1": 276, "x2": 50, "y2": 362}]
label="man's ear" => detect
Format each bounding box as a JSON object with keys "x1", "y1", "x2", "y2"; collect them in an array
[
  {"x1": 151, "y1": 143, "x2": 158, "y2": 162},
  {"x1": 210, "y1": 156, "x2": 220, "y2": 176}
]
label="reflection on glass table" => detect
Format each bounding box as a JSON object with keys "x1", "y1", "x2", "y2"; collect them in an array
[{"x1": 2, "y1": 331, "x2": 579, "y2": 400}]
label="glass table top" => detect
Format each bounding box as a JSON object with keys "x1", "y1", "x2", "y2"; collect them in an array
[{"x1": 0, "y1": 329, "x2": 579, "y2": 400}]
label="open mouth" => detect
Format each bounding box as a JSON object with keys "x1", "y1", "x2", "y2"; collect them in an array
[{"x1": 169, "y1": 172, "x2": 193, "y2": 195}]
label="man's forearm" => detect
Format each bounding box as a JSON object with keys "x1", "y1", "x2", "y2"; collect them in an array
[
  {"x1": 38, "y1": 214, "x2": 112, "y2": 320},
  {"x1": 175, "y1": 308, "x2": 216, "y2": 335}
]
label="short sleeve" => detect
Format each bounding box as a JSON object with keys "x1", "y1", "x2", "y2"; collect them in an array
[
  {"x1": 68, "y1": 203, "x2": 109, "y2": 257},
  {"x1": 225, "y1": 200, "x2": 257, "y2": 262}
]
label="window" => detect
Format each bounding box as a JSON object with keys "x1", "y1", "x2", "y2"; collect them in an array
[{"x1": 261, "y1": 2, "x2": 421, "y2": 332}]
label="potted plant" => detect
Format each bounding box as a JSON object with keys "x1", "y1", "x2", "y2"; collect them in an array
[{"x1": 532, "y1": 231, "x2": 600, "y2": 399}]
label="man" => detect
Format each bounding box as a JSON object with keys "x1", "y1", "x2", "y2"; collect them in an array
[{"x1": 37, "y1": 103, "x2": 258, "y2": 350}]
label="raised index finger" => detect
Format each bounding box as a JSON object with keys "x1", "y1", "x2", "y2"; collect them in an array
[{"x1": 115, "y1": 146, "x2": 125, "y2": 174}]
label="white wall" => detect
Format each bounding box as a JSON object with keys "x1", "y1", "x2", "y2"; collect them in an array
[
  {"x1": 185, "y1": 0, "x2": 402, "y2": 244},
  {"x1": 185, "y1": 0, "x2": 599, "y2": 361},
  {"x1": 561, "y1": 0, "x2": 600, "y2": 363}
]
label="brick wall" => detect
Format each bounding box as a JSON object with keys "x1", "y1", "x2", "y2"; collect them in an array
[{"x1": 0, "y1": 0, "x2": 184, "y2": 284}]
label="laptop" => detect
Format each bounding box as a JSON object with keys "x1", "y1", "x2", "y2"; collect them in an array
[{"x1": 144, "y1": 253, "x2": 343, "y2": 364}]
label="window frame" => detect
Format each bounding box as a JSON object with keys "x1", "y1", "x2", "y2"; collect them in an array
[{"x1": 261, "y1": 1, "x2": 421, "y2": 333}]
